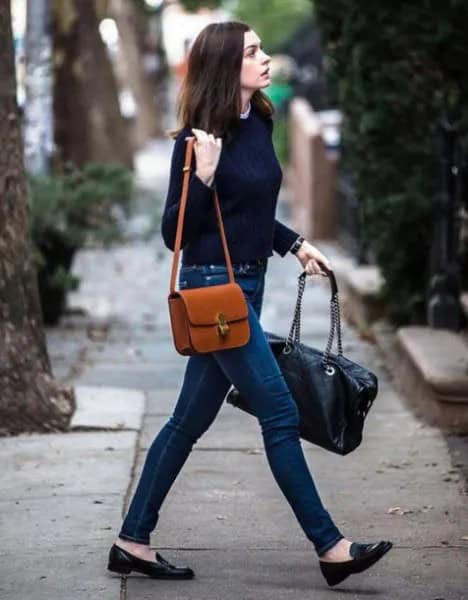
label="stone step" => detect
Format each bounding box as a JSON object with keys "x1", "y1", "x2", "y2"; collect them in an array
[{"x1": 394, "y1": 326, "x2": 468, "y2": 432}]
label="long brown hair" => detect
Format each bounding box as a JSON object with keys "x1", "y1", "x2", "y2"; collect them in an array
[{"x1": 166, "y1": 21, "x2": 275, "y2": 142}]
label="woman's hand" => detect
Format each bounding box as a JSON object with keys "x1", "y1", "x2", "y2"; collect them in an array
[
  {"x1": 191, "y1": 128, "x2": 222, "y2": 186},
  {"x1": 295, "y1": 240, "x2": 333, "y2": 277}
]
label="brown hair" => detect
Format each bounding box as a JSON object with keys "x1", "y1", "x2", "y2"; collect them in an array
[{"x1": 166, "y1": 21, "x2": 275, "y2": 142}]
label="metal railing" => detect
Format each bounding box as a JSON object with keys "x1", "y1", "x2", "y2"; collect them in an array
[{"x1": 426, "y1": 115, "x2": 467, "y2": 330}]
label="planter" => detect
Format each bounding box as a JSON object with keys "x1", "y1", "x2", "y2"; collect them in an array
[{"x1": 35, "y1": 229, "x2": 78, "y2": 326}]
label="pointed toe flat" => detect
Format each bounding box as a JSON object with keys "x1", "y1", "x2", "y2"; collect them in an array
[{"x1": 319, "y1": 540, "x2": 393, "y2": 587}]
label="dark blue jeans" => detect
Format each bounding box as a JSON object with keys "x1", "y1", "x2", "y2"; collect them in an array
[{"x1": 119, "y1": 258, "x2": 344, "y2": 556}]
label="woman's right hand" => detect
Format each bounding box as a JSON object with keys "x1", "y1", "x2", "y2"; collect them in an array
[{"x1": 191, "y1": 128, "x2": 222, "y2": 186}]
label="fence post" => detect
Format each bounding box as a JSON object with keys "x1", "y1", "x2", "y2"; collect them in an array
[{"x1": 426, "y1": 115, "x2": 464, "y2": 329}]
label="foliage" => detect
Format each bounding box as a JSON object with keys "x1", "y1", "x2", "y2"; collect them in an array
[
  {"x1": 178, "y1": 0, "x2": 223, "y2": 11},
  {"x1": 232, "y1": 0, "x2": 313, "y2": 53},
  {"x1": 313, "y1": 0, "x2": 468, "y2": 324},
  {"x1": 272, "y1": 111, "x2": 289, "y2": 167},
  {"x1": 267, "y1": 81, "x2": 294, "y2": 165},
  {"x1": 43, "y1": 265, "x2": 80, "y2": 293},
  {"x1": 29, "y1": 162, "x2": 133, "y2": 314},
  {"x1": 174, "y1": 0, "x2": 312, "y2": 53},
  {"x1": 29, "y1": 162, "x2": 133, "y2": 249}
]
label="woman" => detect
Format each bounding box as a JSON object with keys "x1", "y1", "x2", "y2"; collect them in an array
[{"x1": 107, "y1": 21, "x2": 392, "y2": 588}]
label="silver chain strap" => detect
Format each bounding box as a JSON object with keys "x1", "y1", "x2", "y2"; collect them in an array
[
  {"x1": 322, "y1": 295, "x2": 343, "y2": 365},
  {"x1": 283, "y1": 271, "x2": 344, "y2": 372},
  {"x1": 285, "y1": 270, "x2": 306, "y2": 347}
]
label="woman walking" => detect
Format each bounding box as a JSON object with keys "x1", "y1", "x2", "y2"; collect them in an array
[{"x1": 107, "y1": 21, "x2": 392, "y2": 588}]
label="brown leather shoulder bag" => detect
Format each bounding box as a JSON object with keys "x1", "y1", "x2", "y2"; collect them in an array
[{"x1": 167, "y1": 136, "x2": 250, "y2": 355}]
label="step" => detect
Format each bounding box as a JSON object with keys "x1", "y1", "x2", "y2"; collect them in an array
[{"x1": 394, "y1": 326, "x2": 468, "y2": 432}]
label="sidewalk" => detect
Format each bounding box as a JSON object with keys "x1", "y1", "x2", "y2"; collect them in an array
[{"x1": 1, "y1": 139, "x2": 467, "y2": 599}]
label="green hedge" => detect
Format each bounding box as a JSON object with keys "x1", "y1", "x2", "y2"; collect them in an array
[{"x1": 313, "y1": 1, "x2": 468, "y2": 324}]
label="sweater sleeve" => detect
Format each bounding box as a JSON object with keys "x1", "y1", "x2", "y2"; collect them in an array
[
  {"x1": 160, "y1": 130, "x2": 215, "y2": 251},
  {"x1": 273, "y1": 219, "x2": 301, "y2": 256}
]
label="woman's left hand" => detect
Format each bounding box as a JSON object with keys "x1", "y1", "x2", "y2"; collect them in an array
[{"x1": 295, "y1": 240, "x2": 333, "y2": 276}]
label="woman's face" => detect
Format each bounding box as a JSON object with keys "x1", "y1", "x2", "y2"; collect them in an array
[{"x1": 240, "y1": 30, "x2": 271, "y2": 91}]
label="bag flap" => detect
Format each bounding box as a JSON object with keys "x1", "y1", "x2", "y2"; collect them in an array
[{"x1": 177, "y1": 283, "x2": 248, "y2": 325}]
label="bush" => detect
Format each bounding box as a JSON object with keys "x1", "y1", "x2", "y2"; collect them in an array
[
  {"x1": 313, "y1": 1, "x2": 468, "y2": 324},
  {"x1": 29, "y1": 163, "x2": 133, "y2": 249},
  {"x1": 29, "y1": 163, "x2": 133, "y2": 324}
]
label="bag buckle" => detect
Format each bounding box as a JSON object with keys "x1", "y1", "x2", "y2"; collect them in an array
[{"x1": 216, "y1": 312, "x2": 230, "y2": 337}]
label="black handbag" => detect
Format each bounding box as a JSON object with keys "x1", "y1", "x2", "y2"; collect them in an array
[{"x1": 225, "y1": 268, "x2": 378, "y2": 455}]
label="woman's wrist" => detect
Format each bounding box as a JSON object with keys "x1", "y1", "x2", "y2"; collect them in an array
[{"x1": 289, "y1": 235, "x2": 305, "y2": 255}]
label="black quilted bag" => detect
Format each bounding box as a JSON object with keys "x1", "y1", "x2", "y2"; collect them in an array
[{"x1": 226, "y1": 268, "x2": 378, "y2": 455}]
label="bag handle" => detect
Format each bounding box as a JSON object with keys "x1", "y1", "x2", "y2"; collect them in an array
[
  {"x1": 284, "y1": 267, "x2": 343, "y2": 369},
  {"x1": 169, "y1": 136, "x2": 235, "y2": 293}
]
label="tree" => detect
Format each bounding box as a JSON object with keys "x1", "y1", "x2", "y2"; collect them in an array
[
  {"x1": 313, "y1": 1, "x2": 468, "y2": 324},
  {"x1": 0, "y1": 3, "x2": 73, "y2": 436},
  {"x1": 24, "y1": 0, "x2": 54, "y2": 175},
  {"x1": 232, "y1": 0, "x2": 312, "y2": 53},
  {"x1": 51, "y1": 0, "x2": 133, "y2": 168},
  {"x1": 110, "y1": 0, "x2": 164, "y2": 147},
  {"x1": 178, "y1": 0, "x2": 313, "y2": 57}
]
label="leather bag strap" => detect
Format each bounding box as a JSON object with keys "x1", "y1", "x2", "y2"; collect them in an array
[{"x1": 169, "y1": 136, "x2": 235, "y2": 293}]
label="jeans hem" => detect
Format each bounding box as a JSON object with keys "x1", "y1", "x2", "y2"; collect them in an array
[
  {"x1": 118, "y1": 532, "x2": 150, "y2": 545},
  {"x1": 316, "y1": 533, "x2": 345, "y2": 558}
]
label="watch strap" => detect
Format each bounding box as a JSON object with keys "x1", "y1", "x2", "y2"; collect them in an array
[{"x1": 290, "y1": 235, "x2": 305, "y2": 255}]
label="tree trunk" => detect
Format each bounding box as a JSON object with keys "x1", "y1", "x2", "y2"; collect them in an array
[
  {"x1": 110, "y1": 0, "x2": 161, "y2": 147},
  {"x1": 144, "y1": 8, "x2": 170, "y2": 135},
  {"x1": 0, "y1": 3, "x2": 74, "y2": 436},
  {"x1": 24, "y1": 0, "x2": 54, "y2": 175},
  {"x1": 52, "y1": 0, "x2": 133, "y2": 168}
]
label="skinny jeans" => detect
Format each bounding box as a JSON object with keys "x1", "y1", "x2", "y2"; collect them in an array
[{"x1": 119, "y1": 258, "x2": 344, "y2": 557}]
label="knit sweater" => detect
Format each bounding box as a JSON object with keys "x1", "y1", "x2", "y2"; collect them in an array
[{"x1": 160, "y1": 103, "x2": 300, "y2": 266}]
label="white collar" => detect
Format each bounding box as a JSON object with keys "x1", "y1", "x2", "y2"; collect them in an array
[{"x1": 240, "y1": 101, "x2": 251, "y2": 119}]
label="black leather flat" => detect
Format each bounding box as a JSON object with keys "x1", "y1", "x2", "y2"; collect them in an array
[
  {"x1": 107, "y1": 544, "x2": 195, "y2": 579},
  {"x1": 319, "y1": 540, "x2": 393, "y2": 587}
]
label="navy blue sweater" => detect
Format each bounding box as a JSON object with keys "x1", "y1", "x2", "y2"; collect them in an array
[{"x1": 160, "y1": 104, "x2": 300, "y2": 266}]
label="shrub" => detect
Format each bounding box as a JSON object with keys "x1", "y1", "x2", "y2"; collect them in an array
[
  {"x1": 29, "y1": 163, "x2": 133, "y2": 249},
  {"x1": 28, "y1": 163, "x2": 133, "y2": 324},
  {"x1": 313, "y1": 1, "x2": 468, "y2": 324}
]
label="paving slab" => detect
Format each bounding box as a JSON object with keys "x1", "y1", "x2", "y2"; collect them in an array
[
  {"x1": 0, "y1": 431, "x2": 137, "y2": 599},
  {"x1": 0, "y1": 431, "x2": 136, "y2": 499},
  {"x1": 75, "y1": 364, "x2": 186, "y2": 390},
  {"x1": 71, "y1": 385, "x2": 146, "y2": 430}
]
